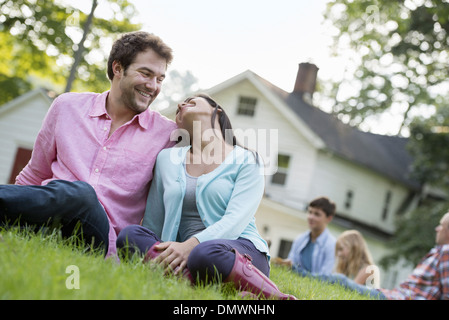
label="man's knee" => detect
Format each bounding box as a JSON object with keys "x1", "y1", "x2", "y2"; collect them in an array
[
  {"x1": 47, "y1": 181, "x2": 104, "y2": 219},
  {"x1": 60, "y1": 181, "x2": 98, "y2": 207}
]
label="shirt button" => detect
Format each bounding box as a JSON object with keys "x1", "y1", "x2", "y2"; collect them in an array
[
  {"x1": 103, "y1": 146, "x2": 107, "y2": 151},
  {"x1": 95, "y1": 168, "x2": 99, "y2": 173},
  {"x1": 103, "y1": 127, "x2": 107, "y2": 131}
]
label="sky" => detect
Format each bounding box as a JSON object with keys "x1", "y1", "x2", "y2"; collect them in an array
[
  {"x1": 72, "y1": 0, "x2": 340, "y2": 93},
  {"x1": 65, "y1": 0, "x2": 404, "y2": 135}
]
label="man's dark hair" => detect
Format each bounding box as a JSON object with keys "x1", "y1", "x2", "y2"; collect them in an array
[
  {"x1": 309, "y1": 196, "x2": 336, "y2": 217},
  {"x1": 107, "y1": 31, "x2": 173, "y2": 81}
]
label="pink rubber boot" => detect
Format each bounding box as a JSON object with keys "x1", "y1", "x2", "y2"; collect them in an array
[{"x1": 225, "y1": 248, "x2": 297, "y2": 300}]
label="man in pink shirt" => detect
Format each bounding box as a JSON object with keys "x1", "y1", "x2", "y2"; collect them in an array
[{"x1": 0, "y1": 31, "x2": 178, "y2": 257}]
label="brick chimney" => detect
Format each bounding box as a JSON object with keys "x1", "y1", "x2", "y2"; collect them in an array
[{"x1": 293, "y1": 63, "x2": 319, "y2": 104}]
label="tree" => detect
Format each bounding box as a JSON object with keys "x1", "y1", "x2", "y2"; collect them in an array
[
  {"x1": 378, "y1": 105, "x2": 449, "y2": 267},
  {"x1": 407, "y1": 107, "x2": 449, "y2": 191},
  {"x1": 0, "y1": 0, "x2": 140, "y2": 105},
  {"x1": 379, "y1": 198, "x2": 446, "y2": 268},
  {"x1": 324, "y1": 0, "x2": 449, "y2": 267},
  {"x1": 65, "y1": 0, "x2": 98, "y2": 93},
  {"x1": 324, "y1": 0, "x2": 449, "y2": 135}
]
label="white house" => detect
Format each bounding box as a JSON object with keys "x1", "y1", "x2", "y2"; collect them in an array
[
  {"x1": 198, "y1": 63, "x2": 422, "y2": 288},
  {"x1": 0, "y1": 88, "x2": 54, "y2": 184},
  {"x1": 200, "y1": 64, "x2": 421, "y2": 230}
]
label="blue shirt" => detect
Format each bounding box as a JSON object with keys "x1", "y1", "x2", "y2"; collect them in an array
[
  {"x1": 288, "y1": 228, "x2": 336, "y2": 275},
  {"x1": 300, "y1": 238, "x2": 315, "y2": 272},
  {"x1": 142, "y1": 145, "x2": 269, "y2": 257}
]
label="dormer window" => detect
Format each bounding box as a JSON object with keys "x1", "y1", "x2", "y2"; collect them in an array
[{"x1": 237, "y1": 96, "x2": 257, "y2": 117}]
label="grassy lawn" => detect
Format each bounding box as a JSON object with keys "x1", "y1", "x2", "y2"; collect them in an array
[{"x1": 0, "y1": 227, "x2": 372, "y2": 300}]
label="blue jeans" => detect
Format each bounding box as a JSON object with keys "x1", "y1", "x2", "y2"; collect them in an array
[
  {"x1": 292, "y1": 265, "x2": 387, "y2": 299},
  {"x1": 0, "y1": 180, "x2": 110, "y2": 253},
  {"x1": 116, "y1": 225, "x2": 270, "y2": 282}
]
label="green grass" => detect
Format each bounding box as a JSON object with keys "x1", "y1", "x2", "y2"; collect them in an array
[{"x1": 0, "y1": 228, "x2": 372, "y2": 300}]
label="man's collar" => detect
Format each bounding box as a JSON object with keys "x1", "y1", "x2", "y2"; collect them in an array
[
  {"x1": 88, "y1": 91, "x2": 109, "y2": 118},
  {"x1": 88, "y1": 90, "x2": 151, "y2": 130}
]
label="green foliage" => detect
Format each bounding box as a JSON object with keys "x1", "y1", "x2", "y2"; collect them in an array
[
  {"x1": 408, "y1": 106, "x2": 449, "y2": 190},
  {"x1": 325, "y1": 0, "x2": 449, "y2": 268},
  {"x1": 380, "y1": 199, "x2": 447, "y2": 268},
  {"x1": 0, "y1": 0, "x2": 140, "y2": 105},
  {"x1": 324, "y1": 0, "x2": 449, "y2": 133},
  {"x1": 381, "y1": 104, "x2": 449, "y2": 266},
  {"x1": 0, "y1": 228, "x2": 372, "y2": 300}
]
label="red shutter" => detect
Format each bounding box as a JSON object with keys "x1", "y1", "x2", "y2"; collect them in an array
[{"x1": 8, "y1": 147, "x2": 33, "y2": 184}]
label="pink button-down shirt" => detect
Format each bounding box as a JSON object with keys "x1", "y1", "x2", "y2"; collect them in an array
[{"x1": 16, "y1": 91, "x2": 177, "y2": 256}]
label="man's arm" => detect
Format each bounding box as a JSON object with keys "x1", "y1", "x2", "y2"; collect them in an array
[{"x1": 439, "y1": 245, "x2": 449, "y2": 300}]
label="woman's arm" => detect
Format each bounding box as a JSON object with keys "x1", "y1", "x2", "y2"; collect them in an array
[{"x1": 353, "y1": 265, "x2": 371, "y2": 285}]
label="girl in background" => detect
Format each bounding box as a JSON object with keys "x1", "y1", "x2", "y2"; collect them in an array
[{"x1": 335, "y1": 230, "x2": 380, "y2": 288}]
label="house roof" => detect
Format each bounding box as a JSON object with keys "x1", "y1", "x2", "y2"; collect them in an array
[
  {"x1": 253, "y1": 73, "x2": 421, "y2": 190},
  {"x1": 0, "y1": 88, "x2": 54, "y2": 117},
  {"x1": 208, "y1": 70, "x2": 421, "y2": 190}
]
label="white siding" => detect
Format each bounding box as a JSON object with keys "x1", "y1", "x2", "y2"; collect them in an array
[
  {"x1": 211, "y1": 79, "x2": 317, "y2": 209},
  {"x1": 309, "y1": 151, "x2": 412, "y2": 234},
  {"x1": 0, "y1": 93, "x2": 50, "y2": 184},
  {"x1": 209, "y1": 77, "x2": 414, "y2": 234}
]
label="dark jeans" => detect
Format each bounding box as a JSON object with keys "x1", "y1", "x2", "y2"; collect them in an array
[
  {"x1": 0, "y1": 180, "x2": 110, "y2": 253},
  {"x1": 117, "y1": 225, "x2": 270, "y2": 282}
]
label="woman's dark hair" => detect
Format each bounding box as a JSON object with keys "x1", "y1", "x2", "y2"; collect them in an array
[
  {"x1": 107, "y1": 31, "x2": 173, "y2": 81},
  {"x1": 182, "y1": 93, "x2": 259, "y2": 164},
  {"x1": 194, "y1": 93, "x2": 237, "y2": 146}
]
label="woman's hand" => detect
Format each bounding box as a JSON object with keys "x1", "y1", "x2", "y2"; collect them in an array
[{"x1": 153, "y1": 237, "x2": 199, "y2": 275}]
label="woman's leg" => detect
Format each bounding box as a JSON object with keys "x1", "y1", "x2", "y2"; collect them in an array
[
  {"x1": 187, "y1": 237, "x2": 296, "y2": 299},
  {"x1": 116, "y1": 225, "x2": 161, "y2": 256},
  {"x1": 187, "y1": 237, "x2": 269, "y2": 282}
]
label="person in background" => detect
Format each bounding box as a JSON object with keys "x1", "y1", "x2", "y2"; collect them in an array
[
  {"x1": 0, "y1": 31, "x2": 177, "y2": 257},
  {"x1": 272, "y1": 196, "x2": 337, "y2": 275},
  {"x1": 296, "y1": 211, "x2": 449, "y2": 300},
  {"x1": 335, "y1": 229, "x2": 380, "y2": 288}
]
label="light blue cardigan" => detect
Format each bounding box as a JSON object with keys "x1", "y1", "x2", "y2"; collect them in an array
[{"x1": 142, "y1": 145, "x2": 269, "y2": 257}]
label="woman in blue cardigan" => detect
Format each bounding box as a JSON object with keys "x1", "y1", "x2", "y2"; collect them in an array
[{"x1": 117, "y1": 94, "x2": 296, "y2": 300}]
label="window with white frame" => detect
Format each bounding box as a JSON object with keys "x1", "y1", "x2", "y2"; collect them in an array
[
  {"x1": 271, "y1": 154, "x2": 290, "y2": 186},
  {"x1": 237, "y1": 96, "x2": 257, "y2": 116}
]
